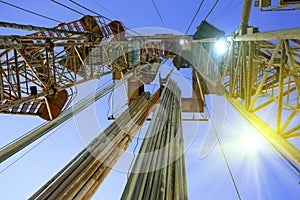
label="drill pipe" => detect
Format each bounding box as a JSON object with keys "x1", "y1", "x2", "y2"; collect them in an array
[
  {"x1": 72, "y1": 89, "x2": 161, "y2": 199},
  {"x1": 49, "y1": 93, "x2": 150, "y2": 199},
  {"x1": 30, "y1": 90, "x2": 160, "y2": 200},
  {"x1": 121, "y1": 79, "x2": 188, "y2": 200},
  {"x1": 30, "y1": 92, "x2": 149, "y2": 199}
]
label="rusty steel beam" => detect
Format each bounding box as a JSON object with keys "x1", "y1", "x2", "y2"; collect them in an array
[
  {"x1": 0, "y1": 21, "x2": 102, "y2": 37},
  {"x1": 0, "y1": 15, "x2": 128, "y2": 120}
]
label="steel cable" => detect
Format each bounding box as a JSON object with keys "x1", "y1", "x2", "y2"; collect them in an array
[
  {"x1": 151, "y1": 0, "x2": 167, "y2": 28},
  {"x1": 185, "y1": 0, "x2": 205, "y2": 34},
  {"x1": 0, "y1": 0, "x2": 62, "y2": 23},
  {"x1": 204, "y1": 0, "x2": 220, "y2": 21},
  {"x1": 211, "y1": 0, "x2": 243, "y2": 23},
  {"x1": 50, "y1": 0, "x2": 85, "y2": 16},
  {"x1": 69, "y1": 0, "x2": 141, "y2": 36},
  {"x1": 205, "y1": 106, "x2": 242, "y2": 200}
]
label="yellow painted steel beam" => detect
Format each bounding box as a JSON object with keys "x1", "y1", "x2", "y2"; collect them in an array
[
  {"x1": 276, "y1": 44, "x2": 286, "y2": 134},
  {"x1": 283, "y1": 124, "x2": 300, "y2": 137},
  {"x1": 286, "y1": 133, "x2": 300, "y2": 139},
  {"x1": 249, "y1": 41, "x2": 282, "y2": 111},
  {"x1": 284, "y1": 40, "x2": 300, "y2": 97},
  {"x1": 281, "y1": 111, "x2": 297, "y2": 133},
  {"x1": 234, "y1": 28, "x2": 300, "y2": 41},
  {"x1": 226, "y1": 94, "x2": 300, "y2": 166},
  {"x1": 255, "y1": 87, "x2": 298, "y2": 108}
]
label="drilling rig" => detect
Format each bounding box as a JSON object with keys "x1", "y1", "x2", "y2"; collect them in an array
[{"x1": 0, "y1": 0, "x2": 300, "y2": 199}]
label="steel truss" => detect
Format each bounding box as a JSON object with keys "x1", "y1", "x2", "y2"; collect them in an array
[
  {"x1": 0, "y1": 16, "x2": 126, "y2": 120},
  {"x1": 220, "y1": 28, "x2": 300, "y2": 166}
]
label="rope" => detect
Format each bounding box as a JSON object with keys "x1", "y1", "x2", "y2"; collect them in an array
[
  {"x1": 69, "y1": 0, "x2": 141, "y2": 36},
  {"x1": 205, "y1": 106, "x2": 242, "y2": 200},
  {"x1": 185, "y1": 0, "x2": 205, "y2": 34},
  {"x1": 204, "y1": 0, "x2": 220, "y2": 21},
  {"x1": 0, "y1": 118, "x2": 70, "y2": 174},
  {"x1": 127, "y1": 127, "x2": 143, "y2": 179},
  {"x1": 50, "y1": 0, "x2": 85, "y2": 16},
  {"x1": 107, "y1": 89, "x2": 113, "y2": 118},
  {"x1": 211, "y1": 0, "x2": 243, "y2": 23},
  {"x1": 0, "y1": 0, "x2": 62, "y2": 23},
  {"x1": 151, "y1": 0, "x2": 167, "y2": 28},
  {"x1": 93, "y1": 0, "x2": 120, "y2": 21},
  {"x1": 69, "y1": 0, "x2": 111, "y2": 21}
]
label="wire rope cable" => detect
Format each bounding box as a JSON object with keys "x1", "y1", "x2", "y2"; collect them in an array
[
  {"x1": 50, "y1": 0, "x2": 85, "y2": 16},
  {"x1": 205, "y1": 106, "x2": 242, "y2": 200},
  {"x1": 185, "y1": 0, "x2": 205, "y2": 34},
  {"x1": 0, "y1": 117, "x2": 71, "y2": 174},
  {"x1": 211, "y1": 0, "x2": 243, "y2": 23},
  {"x1": 151, "y1": 0, "x2": 167, "y2": 28},
  {"x1": 127, "y1": 127, "x2": 143, "y2": 179},
  {"x1": 69, "y1": 0, "x2": 141, "y2": 36},
  {"x1": 204, "y1": 0, "x2": 220, "y2": 21},
  {"x1": 93, "y1": 0, "x2": 120, "y2": 21},
  {"x1": 0, "y1": 0, "x2": 62, "y2": 23},
  {"x1": 69, "y1": 0, "x2": 112, "y2": 21}
]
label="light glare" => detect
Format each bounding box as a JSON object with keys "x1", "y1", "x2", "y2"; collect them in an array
[
  {"x1": 179, "y1": 39, "x2": 185, "y2": 45},
  {"x1": 214, "y1": 39, "x2": 228, "y2": 55},
  {"x1": 226, "y1": 36, "x2": 233, "y2": 42},
  {"x1": 242, "y1": 133, "x2": 263, "y2": 152}
]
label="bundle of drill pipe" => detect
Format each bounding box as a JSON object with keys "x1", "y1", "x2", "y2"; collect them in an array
[
  {"x1": 30, "y1": 90, "x2": 161, "y2": 200},
  {"x1": 121, "y1": 79, "x2": 188, "y2": 200}
]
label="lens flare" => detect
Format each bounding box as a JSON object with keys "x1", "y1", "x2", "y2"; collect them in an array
[
  {"x1": 214, "y1": 39, "x2": 228, "y2": 55},
  {"x1": 241, "y1": 132, "x2": 264, "y2": 152},
  {"x1": 179, "y1": 39, "x2": 186, "y2": 45}
]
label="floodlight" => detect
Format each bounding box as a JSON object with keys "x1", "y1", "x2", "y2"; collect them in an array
[
  {"x1": 214, "y1": 39, "x2": 228, "y2": 55},
  {"x1": 179, "y1": 39, "x2": 186, "y2": 45}
]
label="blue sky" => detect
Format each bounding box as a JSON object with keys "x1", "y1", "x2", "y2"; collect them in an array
[{"x1": 0, "y1": 0, "x2": 300, "y2": 199}]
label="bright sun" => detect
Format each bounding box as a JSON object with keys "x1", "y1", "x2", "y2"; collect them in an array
[{"x1": 241, "y1": 133, "x2": 264, "y2": 152}]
